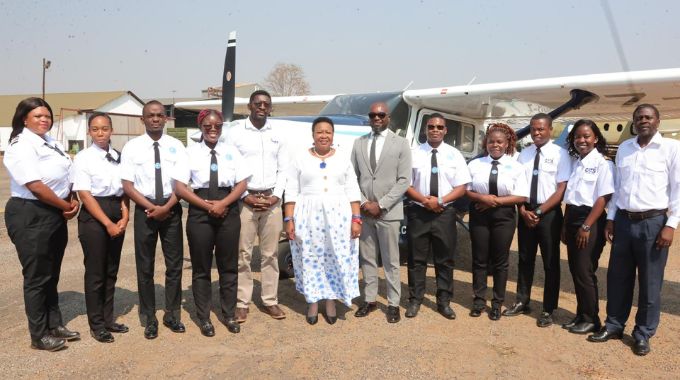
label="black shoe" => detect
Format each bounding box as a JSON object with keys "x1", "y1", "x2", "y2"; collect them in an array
[
  {"x1": 386, "y1": 306, "x2": 401, "y2": 323},
  {"x1": 354, "y1": 302, "x2": 377, "y2": 318},
  {"x1": 569, "y1": 321, "x2": 601, "y2": 335},
  {"x1": 224, "y1": 318, "x2": 241, "y2": 334},
  {"x1": 323, "y1": 314, "x2": 338, "y2": 325},
  {"x1": 405, "y1": 301, "x2": 421, "y2": 318},
  {"x1": 469, "y1": 304, "x2": 485, "y2": 317},
  {"x1": 163, "y1": 318, "x2": 186, "y2": 333},
  {"x1": 49, "y1": 326, "x2": 80, "y2": 341},
  {"x1": 502, "y1": 302, "x2": 530, "y2": 317},
  {"x1": 537, "y1": 311, "x2": 553, "y2": 328},
  {"x1": 437, "y1": 304, "x2": 456, "y2": 320},
  {"x1": 90, "y1": 329, "x2": 115, "y2": 343},
  {"x1": 633, "y1": 338, "x2": 650, "y2": 356},
  {"x1": 489, "y1": 306, "x2": 501, "y2": 321},
  {"x1": 31, "y1": 335, "x2": 66, "y2": 351},
  {"x1": 561, "y1": 315, "x2": 583, "y2": 330},
  {"x1": 106, "y1": 323, "x2": 129, "y2": 334},
  {"x1": 199, "y1": 320, "x2": 215, "y2": 337},
  {"x1": 587, "y1": 327, "x2": 623, "y2": 343},
  {"x1": 144, "y1": 320, "x2": 158, "y2": 339}
]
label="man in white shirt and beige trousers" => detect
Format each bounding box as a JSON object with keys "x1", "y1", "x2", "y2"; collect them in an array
[
  {"x1": 588, "y1": 104, "x2": 680, "y2": 356},
  {"x1": 228, "y1": 90, "x2": 288, "y2": 322}
]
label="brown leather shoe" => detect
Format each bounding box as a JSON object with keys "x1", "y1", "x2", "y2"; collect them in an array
[
  {"x1": 235, "y1": 308, "x2": 248, "y2": 323},
  {"x1": 264, "y1": 305, "x2": 286, "y2": 320}
]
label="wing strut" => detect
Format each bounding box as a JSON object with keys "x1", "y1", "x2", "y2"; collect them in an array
[{"x1": 515, "y1": 89, "x2": 599, "y2": 139}]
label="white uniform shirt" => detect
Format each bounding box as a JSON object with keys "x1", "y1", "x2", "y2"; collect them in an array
[
  {"x1": 4, "y1": 128, "x2": 72, "y2": 199},
  {"x1": 365, "y1": 128, "x2": 389, "y2": 166},
  {"x1": 120, "y1": 133, "x2": 187, "y2": 199},
  {"x1": 608, "y1": 132, "x2": 680, "y2": 228},
  {"x1": 411, "y1": 142, "x2": 471, "y2": 206},
  {"x1": 517, "y1": 140, "x2": 572, "y2": 204},
  {"x1": 226, "y1": 118, "x2": 287, "y2": 198},
  {"x1": 467, "y1": 154, "x2": 529, "y2": 197},
  {"x1": 563, "y1": 150, "x2": 615, "y2": 207},
  {"x1": 172, "y1": 140, "x2": 251, "y2": 189},
  {"x1": 71, "y1": 144, "x2": 124, "y2": 197}
]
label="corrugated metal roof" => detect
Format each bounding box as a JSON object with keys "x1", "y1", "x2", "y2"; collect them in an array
[{"x1": 0, "y1": 91, "x2": 143, "y2": 126}]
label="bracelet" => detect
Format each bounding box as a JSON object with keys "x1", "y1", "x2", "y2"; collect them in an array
[
  {"x1": 351, "y1": 218, "x2": 363, "y2": 225},
  {"x1": 283, "y1": 216, "x2": 294, "y2": 222},
  {"x1": 351, "y1": 214, "x2": 362, "y2": 219}
]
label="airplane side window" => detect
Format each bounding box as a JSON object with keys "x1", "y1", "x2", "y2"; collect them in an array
[{"x1": 460, "y1": 123, "x2": 475, "y2": 153}]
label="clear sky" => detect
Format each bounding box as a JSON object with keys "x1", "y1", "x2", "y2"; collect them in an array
[{"x1": 1, "y1": 0, "x2": 678, "y2": 100}]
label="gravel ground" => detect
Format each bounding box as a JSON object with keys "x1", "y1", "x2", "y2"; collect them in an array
[{"x1": 0, "y1": 168, "x2": 678, "y2": 378}]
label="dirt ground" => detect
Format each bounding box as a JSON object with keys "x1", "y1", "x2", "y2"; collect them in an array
[{"x1": 0, "y1": 175, "x2": 678, "y2": 378}]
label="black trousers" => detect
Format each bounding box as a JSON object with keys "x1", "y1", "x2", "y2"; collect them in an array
[
  {"x1": 605, "y1": 212, "x2": 668, "y2": 341},
  {"x1": 5, "y1": 197, "x2": 67, "y2": 340},
  {"x1": 78, "y1": 196, "x2": 125, "y2": 332},
  {"x1": 134, "y1": 201, "x2": 183, "y2": 323},
  {"x1": 186, "y1": 188, "x2": 239, "y2": 321},
  {"x1": 406, "y1": 205, "x2": 456, "y2": 305},
  {"x1": 564, "y1": 205, "x2": 606, "y2": 323},
  {"x1": 516, "y1": 205, "x2": 562, "y2": 312},
  {"x1": 469, "y1": 204, "x2": 516, "y2": 307}
]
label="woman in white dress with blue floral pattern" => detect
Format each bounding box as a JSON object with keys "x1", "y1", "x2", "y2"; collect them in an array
[{"x1": 284, "y1": 117, "x2": 362, "y2": 325}]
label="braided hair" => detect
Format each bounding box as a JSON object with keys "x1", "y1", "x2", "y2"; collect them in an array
[{"x1": 483, "y1": 123, "x2": 517, "y2": 156}]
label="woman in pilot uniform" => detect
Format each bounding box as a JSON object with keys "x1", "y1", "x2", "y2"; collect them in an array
[
  {"x1": 466, "y1": 123, "x2": 528, "y2": 321},
  {"x1": 561, "y1": 119, "x2": 614, "y2": 334},
  {"x1": 173, "y1": 109, "x2": 249, "y2": 336},
  {"x1": 72, "y1": 112, "x2": 130, "y2": 343},
  {"x1": 4, "y1": 97, "x2": 80, "y2": 351}
]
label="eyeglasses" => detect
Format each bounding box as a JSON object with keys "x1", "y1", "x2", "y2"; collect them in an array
[
  {"x1": 427, "y1": 125, "x2": 446, "y2": 130},
  {"x1": 368, "y1": 112, "x2": 387, "y2": 119},
  {"x1": 253, "y1": 101, "x2": 272, "y2": 108},
  {"x1": 201, "y1": 124, "x2": 222, "y2": 130}
]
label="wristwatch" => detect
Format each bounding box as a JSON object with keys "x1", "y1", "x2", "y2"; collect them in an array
[
  {"x1": 438, "y1": 196, "x2": 444, "y2": 206},
  {"x1": 581, "y1": 224, "x2": 591, "y2": 232},
  {"x1": 534, "y1": 208, "x2": 543, "y2": 216}
]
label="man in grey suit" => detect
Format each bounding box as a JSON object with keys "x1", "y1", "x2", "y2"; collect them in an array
[{"x1": 351, "y1": 102, "x2": 412, "y2": 323}]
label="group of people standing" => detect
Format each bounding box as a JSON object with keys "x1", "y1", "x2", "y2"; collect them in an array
[{"x1": 4, "y1": 91, "x2": 676, "y2": 358}]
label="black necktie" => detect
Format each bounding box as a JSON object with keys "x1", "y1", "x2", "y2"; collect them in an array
[
  {"x1": 430, "y1": 148, "x2": 439, "y2": 197},
  {"x1": 489, "y1": 160, "x2": 499, "y2": 196},
  {"x1": 153, "y1": 141, "x2": 163, "y2": 202},
  {"x1": 209, "y1": 149, "x2": 218, "y2": 200},
  {"x1": 105, "y1": 150, "x2": 120, "y2": 164},
  {"x1": 530, "y1": 147, "x2": 540, "y2": 206},
  {"x1": 370, "y1": 132, "x2": 378, "y2": 171},
  {"x1": 44, "y1": 142, "x2": 66, "y2": 157}
]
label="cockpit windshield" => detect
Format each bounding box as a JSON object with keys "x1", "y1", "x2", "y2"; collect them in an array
[{"x1": 319, "y1": 92, "x2": 410, "y2": 137}]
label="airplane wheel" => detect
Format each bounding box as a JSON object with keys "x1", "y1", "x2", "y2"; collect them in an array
[{"x1": 278, "y1": 241, "x2": 295, "y2": 279}]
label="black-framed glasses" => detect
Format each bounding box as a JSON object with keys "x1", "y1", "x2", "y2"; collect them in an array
[
  {"x1": 427, "y1": 125, "x2": 446, "y2": 130},
  {"x1": 253, "y1": 101, "x2": 272, "y2": 108},
  {"x1": 368, "y1": 112, "x2": 387, "y2": 119}
]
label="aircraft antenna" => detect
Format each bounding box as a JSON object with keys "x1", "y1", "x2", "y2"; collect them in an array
[{"x1": 466, "y1": 76, "x2": 477, "y2": 86}]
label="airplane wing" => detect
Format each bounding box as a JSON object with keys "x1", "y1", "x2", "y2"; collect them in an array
[
  {"x1": 174, "y1": 94, "x2": 337, "y2": 116},
  {"x1": 402, "y1": 68, "x2": 680, "y2": 123}
]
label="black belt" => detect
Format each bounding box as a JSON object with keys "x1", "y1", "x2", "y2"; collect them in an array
[
  {"x1": 618, "y1": 209, "x2": 667, "y2": 221},
  {"x1": 94, "y1": 195, "x2": 122, "y2": 201},
  {"x1": 248, "y1": 188, "x2": 273, "y2": 197},
  {"x1": 523, "y1": 203, "x2": 543, "y2": 211}
]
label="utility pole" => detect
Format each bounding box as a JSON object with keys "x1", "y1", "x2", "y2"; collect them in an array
[{"x1": 42, "y1": 58, "x2": 51, "y2": 99}]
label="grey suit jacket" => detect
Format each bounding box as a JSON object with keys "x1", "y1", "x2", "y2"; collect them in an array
[{"x1": 350, "y1": 130, "x2": 412, "y2": 221}]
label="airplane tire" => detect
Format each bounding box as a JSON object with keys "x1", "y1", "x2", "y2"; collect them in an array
[{"x1": 278, "y1": 241, "x2": 295, "y2": 279}]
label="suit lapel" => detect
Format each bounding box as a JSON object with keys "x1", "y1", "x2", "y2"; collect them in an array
[
  {"x1": 360, "y1": 133, "x2": 372, "y2": 174},
  {"x1": 375, "y1": 131, "x2": 395, "y2": 173}
]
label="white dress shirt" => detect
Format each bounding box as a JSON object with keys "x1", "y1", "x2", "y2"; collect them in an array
[
  {"x1": 72, "y1": 144, "x2": 124, "y2": 197},
  {"x1": 120, "y1": 133, "x2": 187, "y2": 199},
  {"x1": 411, "y1": 142, "x2": 471, "y2": 206},
  {"x1": 365, "y1": 128, "x2": 389, "y2": 166},
  {"x1": 172, "y1": 140, "x2": 251, "y2": 189},
  {"x1": 467, "y1": 154, "x2": 529, "y2": 197},
  {"x1": 608, "y1": 132, "x2": 680, "y2": 228},
  {"x1": 4, "y1": 128, "x2": 72, "y2": 199},
  {"x1": 563, "y1": 149, "x2": 615, "y2": 207},
  {"x1": 226, "y1": 118, "x2": 287, "y2": 198},
  {"x1": 517, "y1": 140, "x2": 572, "y2": 204}
]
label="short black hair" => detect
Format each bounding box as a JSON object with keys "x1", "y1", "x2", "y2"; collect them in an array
[
  {"x1": 566, "y1": 119, "x2": 607, "y2": 157},
  {"x1": 88, "y1": 112, "x2": 112, "y2": 128},
  {"x1": 312, "y1": 116, "x2": 334, "y2": 132},
  {"x1": 249, "y1": 90, "x2": 272, "y2": 103},
  {"x1": 633, "y1": 103, "x2": 660, "y2": 119},
  {"x1": 143, "y1": 100, "x2": 165, "y2": 115},
  {"x1": 530, "y1": 112, "x2": 552, "y2": 125},
  {"x1": 428, "y1": 113, "x2": 446, "y2": 123}
]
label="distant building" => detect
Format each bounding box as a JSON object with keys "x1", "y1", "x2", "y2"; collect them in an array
[{"x1": 0, "y1": 91, "x2": 145, "y2": 152}]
